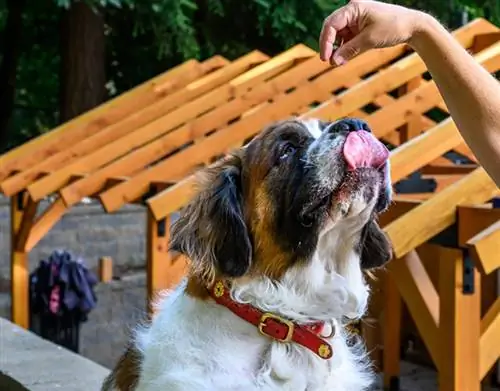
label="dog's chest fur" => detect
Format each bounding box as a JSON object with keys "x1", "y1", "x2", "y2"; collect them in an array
[{"x1": 132, "y1": 248, "x2": 374, "y2": 391}]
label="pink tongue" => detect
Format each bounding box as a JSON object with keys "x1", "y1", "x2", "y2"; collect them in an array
[{"x1": 343, "y1": 130, "x2": 390, "y2": 170}]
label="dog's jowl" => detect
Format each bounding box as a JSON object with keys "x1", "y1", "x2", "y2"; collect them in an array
[{"x1": 102, "y1": 117, "x2": 393, "y2": 391}]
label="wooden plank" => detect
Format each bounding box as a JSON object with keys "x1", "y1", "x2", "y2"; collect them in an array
[
  {"x1": 304, "y1": 22, "x2": 500, "y2": 122},
  {"x1": 421, "y1": 164, "x2": 478, "y2": 176},
  {"x1": 144, "y1": 21, "x2": 497, "y2": 220},
  {"x1": 458, "y1": 205, "x2": 500, "y2": 246},
  {"x1": 14, "y1": 198, "x2": 39, "y2": 251},
  {"x1": 385, "y1": 168, "x2": 500, "y2": 258},
  {"x1": 383, "y1": 269, "x2": 403, "y2": 389},
  {"x1": 17, "y1": 52, "x2": 268, "y2": 201},
  {"x1": 0, "y1": 56, "x2": 232, "y2": 197},
  {"x1": 388, "y1": 250, "x2": 441, "y2": 368},
  {"x1": 56, "y1": 46, "x2": 317, "y2": 207},
  {"x1": 100, "y1": 47, "x2": 408, "y2": 211},
  {"x1": 467, "y1": 220, "x2": 500, "y2": 275},
  {"x1": 10, "y1": 194, "x2": 29, "y2": 328},
  {"x1": 0, "y1": 59, "x2": 214, "y2": 181},
  {"x1": 129, "y1": 25, "x2": 500, "y2": 211},
  {"x1": 98, "y1": 256, "x2": 113, "y2": 282},
  {"x1": 480, "y1": 297, "x2": 500, "y2": 379},
  {"x1": 146, "y1": 213, "x2": 187, "y2": 312},
  {"x1": 230, "y1": 44, "x2": 316, "y2": 94},
  {"x1": 367, "y1": 39, "x2": 500, "y2": 142},
  {"x1": 439, "y1": 248, "x2": 481, "y2": 391},
  {"x1": 389, "y1": 118, "x2": 466, "y2": 183},
  {"x1": 23, "y1": 198, "x2": 68, "y2": 252}
]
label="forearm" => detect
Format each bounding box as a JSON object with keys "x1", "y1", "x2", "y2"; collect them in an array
[{"x1": 409, "y1": 13, "x2": 500, "y2": 186}]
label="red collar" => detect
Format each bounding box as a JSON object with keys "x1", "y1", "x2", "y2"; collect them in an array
[{"x1": 208, "y1": 280, "x2": 334, "y2": 360}]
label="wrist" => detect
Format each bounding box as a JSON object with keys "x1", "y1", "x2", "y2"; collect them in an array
[{"x1": 407, "y1": 11, "x2": 441, "y2": 50}]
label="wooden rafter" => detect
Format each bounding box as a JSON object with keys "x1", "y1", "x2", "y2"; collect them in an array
[
  {"x1": 0, "y1": 57, "x2": 226, "y2": 182},
  {"x1": 146, "y1": 21, "x2": 500, "y2": 220},
  {"x1": 385, "y1": 168, "x2": 500, "y2": 258},
  {"x1": 102, "y1": 45, "x2": 408, "y2": 212}
]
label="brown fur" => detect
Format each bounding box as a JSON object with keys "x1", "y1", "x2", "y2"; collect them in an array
[{"x1": 101, "y1": 344, "x2": 142, "y2": 391}]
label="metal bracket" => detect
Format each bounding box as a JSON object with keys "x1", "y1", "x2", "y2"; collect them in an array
[
  {"x1": 388, "y1": 376, "x2": 400, "y2": 391},
  {"x1": 462, "y1": 250, "x2": 475, "y2": 295},
  {"x1": 157, "y1": 217, "x2": 166, "y2": 237},
  {"x1": 16, "y1": 191, "x2": 25, "y2": 211}
]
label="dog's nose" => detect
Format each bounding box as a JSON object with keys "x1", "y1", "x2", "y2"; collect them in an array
[{"x1": 331, "y1": 118, "x2": 371, "y2": 133}]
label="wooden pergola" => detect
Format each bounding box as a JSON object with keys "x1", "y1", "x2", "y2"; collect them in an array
[{"x1": 0, "y1": 17, "x2": 499, "y2": 391}]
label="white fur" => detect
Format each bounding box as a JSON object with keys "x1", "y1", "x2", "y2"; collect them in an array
[
  {"x1": 129, "y1": 208, "x2": 375, "y2": 391},
  {"x1": 303, "y1": 118, "x2": 323, "y2": 139}
]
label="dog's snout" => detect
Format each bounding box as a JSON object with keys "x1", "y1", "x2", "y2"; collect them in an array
[{"x1": 330, "y1": 118, "x2": 371, "y2": 133}]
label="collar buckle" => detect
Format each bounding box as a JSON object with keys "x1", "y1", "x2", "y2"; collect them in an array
[{"x1": 258, "y1": 313, "x2": 294, "y2": 343}]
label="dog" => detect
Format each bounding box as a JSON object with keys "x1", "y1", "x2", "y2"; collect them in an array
[{"x1": 102, "y1": 117, "x2": 393, "y2": 391}]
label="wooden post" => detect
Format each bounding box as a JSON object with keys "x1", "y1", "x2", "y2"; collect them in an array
[
  {"x1": 439, "y1": 248, "x2": 481, "y2": 391},
  {"x1": 383, "y1": 269, "x2": 403, "y2": 390},
  {"x1": 98, "y1": 256, "x2": 113, "y2": 282},
  {"x1": 382, "y1": 77, "x2": 423, "y2": 390},
  {"x1": 146, "y1": 210, "x2": 170, "y2": 313},
  {"x1": 10, "y1": 193, "x2": 29, "y2": 328}
]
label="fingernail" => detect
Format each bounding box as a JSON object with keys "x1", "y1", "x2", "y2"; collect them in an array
[{"x1": 332, "y1": 54, "x2": 346, "y2": 66}]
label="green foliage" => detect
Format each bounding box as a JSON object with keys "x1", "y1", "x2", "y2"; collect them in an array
[{"x1": 1, "y1": 0, "x2": 499, "y2": 151}]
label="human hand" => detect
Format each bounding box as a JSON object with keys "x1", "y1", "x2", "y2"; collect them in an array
[{"x1": 319, "y1": 0, "x2": 427, "y2": 66}]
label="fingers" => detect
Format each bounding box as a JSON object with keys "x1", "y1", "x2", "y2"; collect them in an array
[
  {"x1": 319, "y1": 4, "x2": 356, "y2": 61},
  {"x1": 331, "y1": 31, "x2": 372, "y2": 66}
]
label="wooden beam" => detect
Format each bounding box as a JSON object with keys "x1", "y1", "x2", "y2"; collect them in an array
[
  {"x1": 439, "y1": 248, "x2": 481, "y2": 391},
  {"x1": 230, "y1": 44, "x2": 315, "y2": 94},
  {"x1": 479, "y1": 297, "x2": 500, "y2": 379},
  {"x1": 10, "y1": 194, "x2": 29, "y2": 328},
  {"x1": 0, "y1": 58, "x2": 216, "y2": 181},
  {"x1": 458, "y1": 204, "x2": 500, "y2": 246},
  {"x1": 14, "y1": 197, "x2": 39, "y2": 251},
  {"x1": 98, "y1": 256, "x2": 113, "y2": 283},
  {"x1": 420, "y1": 164, "x2": 477, "y2": 176},
  {"x1": 385, "y1": 168, "x2": 500, "y2": 258},
  {"x1": 467, "y1": 220, "x2": 500, "y2": 275},
  {"x1": 23, "y1": 198, "x2": 68, "y2": 252},
  {"x1": 143, "y1": 40, "x2": 500, "y2": 217},
  {"x1": 388, "y1": 250, "x2": 441, "y2": 368},
  {"x1": 383, "y1": 269, "x2": 403, "y2": 389},
  {"x1": 146, "y1": 212, "x2": 187, "y2": 312},
  {"x1": 100, "y1": 46, "x2": 408, "y2": 212},
  {"x1": 55, "y1": 46, "x2": 315, "y2": 207},
  {"x1": 305, "y1": 21, "x2": 500, "y2": 122},
  {"x1": 389, "y1": 118, "x2": 466, "y2": 183},
  {"x1": 21, "y1": 52, "x2": 269, "y2": 202}
]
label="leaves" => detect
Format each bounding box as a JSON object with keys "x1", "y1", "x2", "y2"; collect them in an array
[{"x1": 2, "y1": 0, "x2": 499, "y2": 150}]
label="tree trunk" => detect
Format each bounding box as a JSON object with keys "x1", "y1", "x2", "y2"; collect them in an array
[
  {"x1": 0, "y1": 0, "x2": 26, "y2": 151},
  {"x1": 59, "y1": 1, "x2": 106, "y2": 123}
]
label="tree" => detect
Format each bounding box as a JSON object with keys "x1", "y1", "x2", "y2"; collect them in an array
[
  {"x1": 59, "y1": 1, "x2": 106, "y2": 122},
  {"x1": 0, "y1": 0, "x2": 26, "y2": 151}
]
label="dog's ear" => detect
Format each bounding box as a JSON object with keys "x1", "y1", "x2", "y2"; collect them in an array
[
  {"x1": 359, "y1": 219, "x2": 392, "y2": 269},
  {"x1": 170, "y1": 155, "x2": 252, "y2": 283}
]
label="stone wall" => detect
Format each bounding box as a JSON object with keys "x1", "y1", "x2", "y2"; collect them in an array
[
  {"x1": 0, "y1": 196, "x2": 150, "y2": 369},
  {"x1": 0, "y1": 196, "x2": 147, "y2": 289}
]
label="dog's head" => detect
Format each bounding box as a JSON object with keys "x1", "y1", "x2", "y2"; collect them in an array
[{"x1": 171, "y1": 118, "x2": 393, "y2": 288}]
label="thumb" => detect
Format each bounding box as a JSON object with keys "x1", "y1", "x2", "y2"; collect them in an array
[{"x1": 331, "y1": 32, "x2": 373, "y2": 66}]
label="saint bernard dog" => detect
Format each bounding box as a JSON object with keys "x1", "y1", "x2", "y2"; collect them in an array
[{"x1": 102, "y1": 117, "x2": 393, "y2": 391}]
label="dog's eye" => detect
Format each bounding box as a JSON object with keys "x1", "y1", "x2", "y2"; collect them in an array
[{"x1": 279, "y1": 144, "x2": 297, "y2": 161}]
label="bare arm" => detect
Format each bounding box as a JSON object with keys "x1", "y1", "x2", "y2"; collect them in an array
[
  {"x1": 410, "y1": 14, "x2": 500, "y2": 186},
  {"x1": 319, "y1": 1, "x2": 500, "y2": 187}
]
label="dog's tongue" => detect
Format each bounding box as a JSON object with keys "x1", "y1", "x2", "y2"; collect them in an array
[{"x1": 343, "y1": 130, "x2": 389, "y2": 170}]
